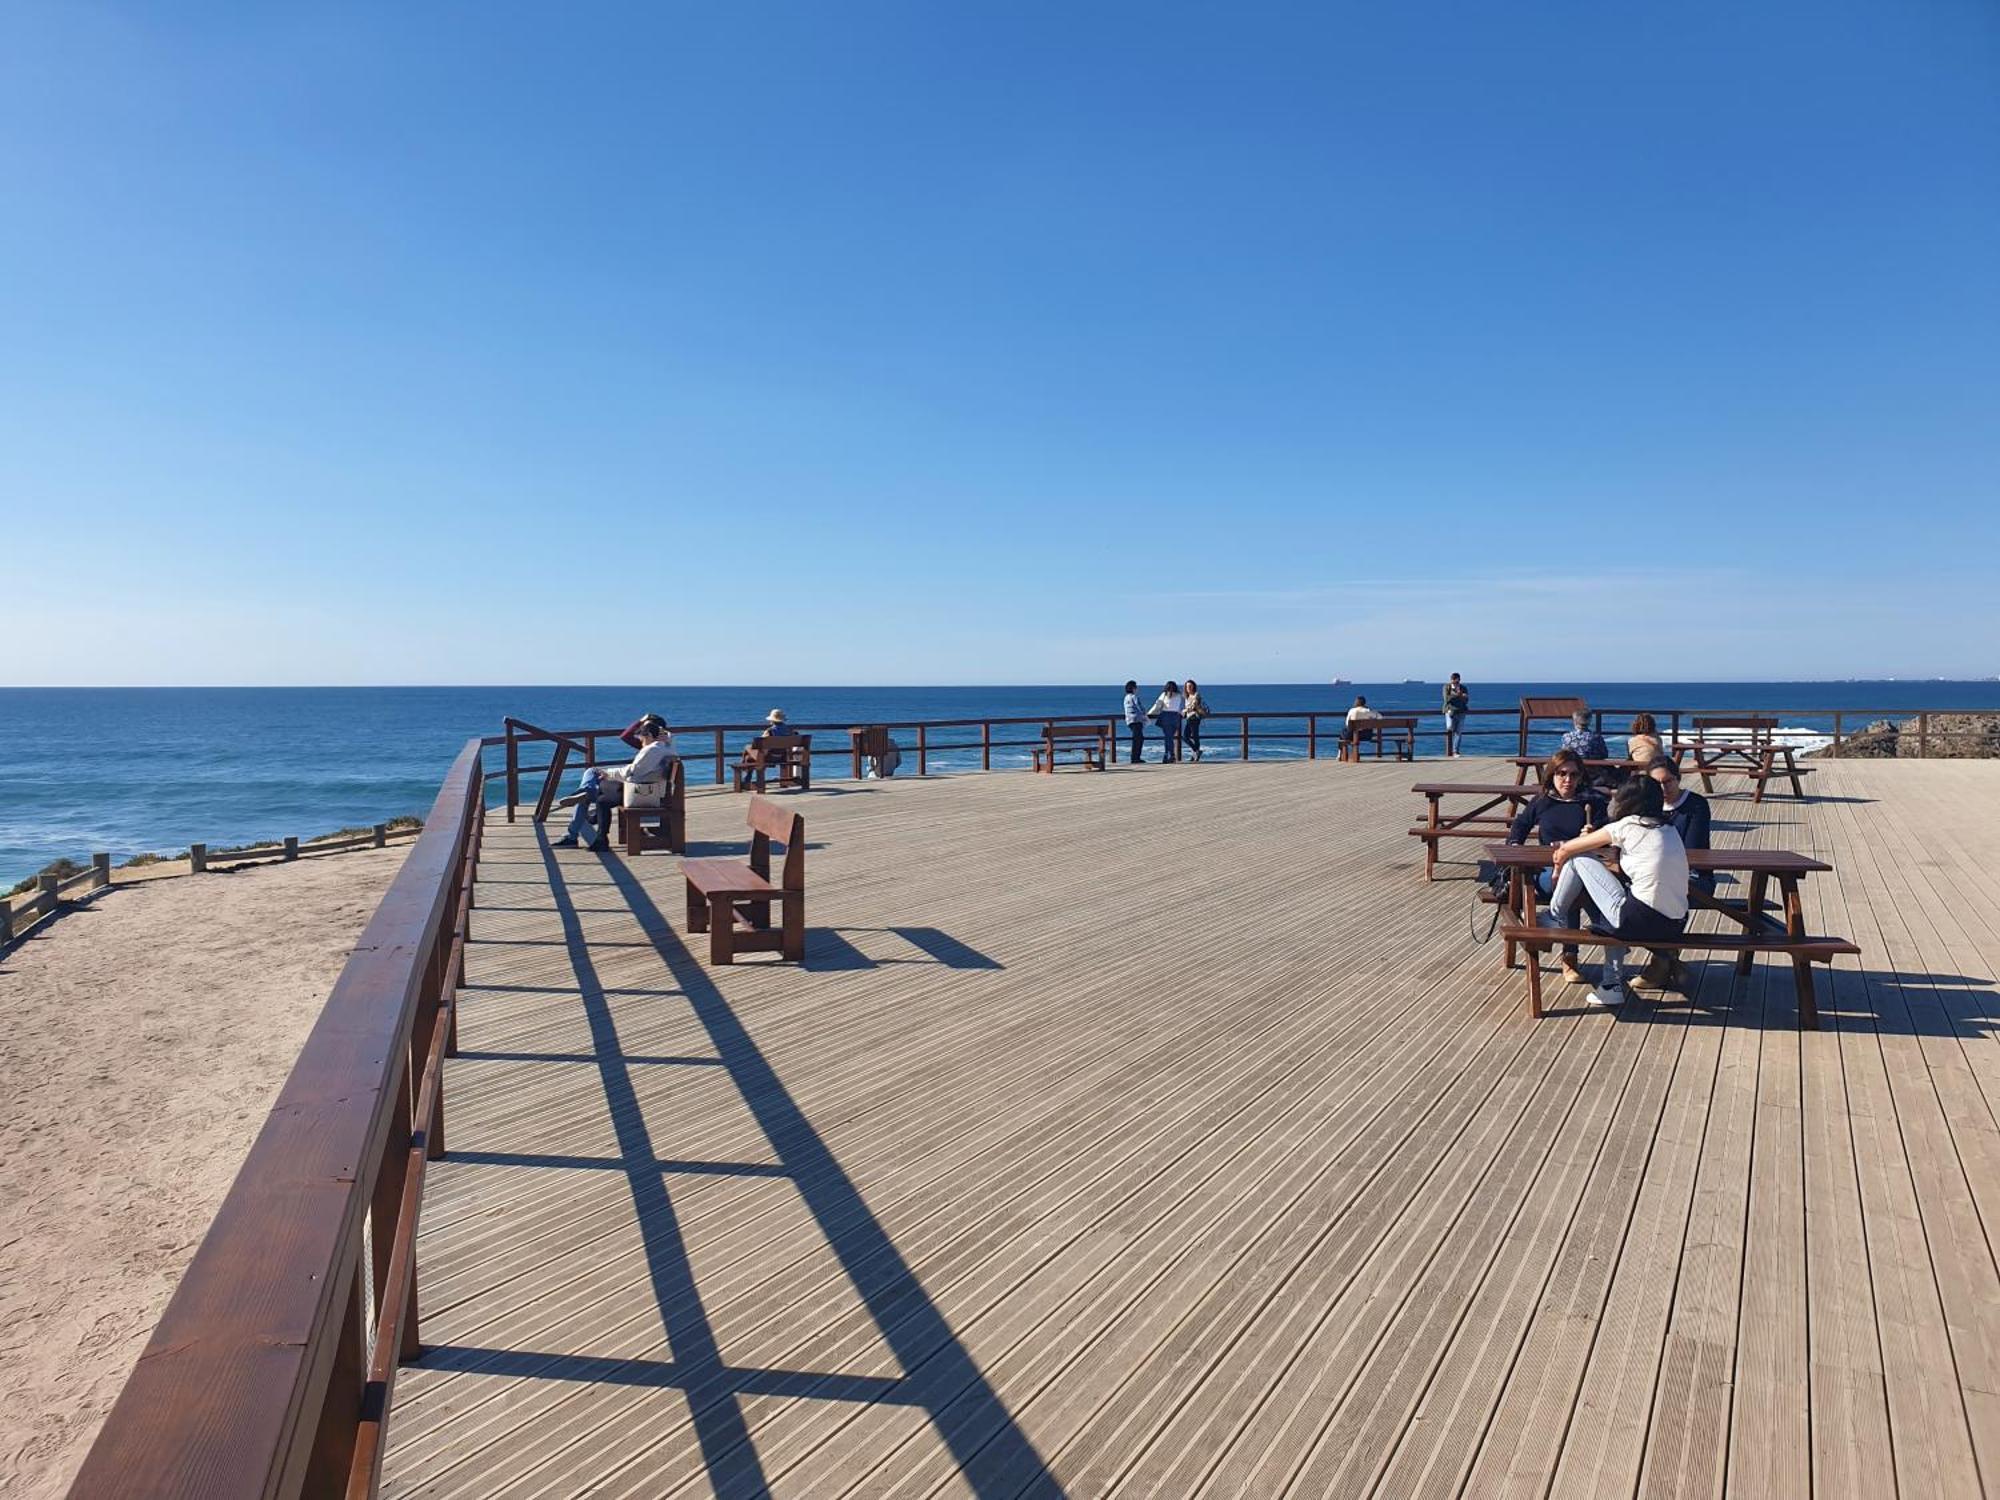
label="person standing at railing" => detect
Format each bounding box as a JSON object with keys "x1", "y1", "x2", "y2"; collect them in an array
[
  {"x1": 1442, "y1": 674, "x2": 1470, "y2": 757},
  {"x1": 1182, "y1": 681, "x2": 1209, "y2": 762},
  {"x1": 1149, "y1": 681, "x2": 1186, "y2": 763},
  {"x1": 1122, "y1": 681, "x2": 1146, "y2": 765}
]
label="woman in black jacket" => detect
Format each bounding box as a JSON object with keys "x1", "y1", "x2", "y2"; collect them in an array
[{"x1": 1508, "y1": 750, "x2": 1609, "y2": 984}]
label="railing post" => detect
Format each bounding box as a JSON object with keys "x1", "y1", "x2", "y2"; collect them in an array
[
  {"x1": 283, "y1": 836, "x2": 299, "y2": 862},
  {"x1": 917, "y1": 724, "x2": 928, "y2": 776},
  {"x1": 38, "y1": 873, "x2": 59, "y2": 919},
  {"x1": 302, "y1": 1260, "x2": 366, "y2": 1499},
  {"x1": 0, "y1": 902, "x2": 13, "y2": 943},
  {"x1": 714, "y1": 728, "x2": 726, "y2": 788},
  {"x1": 1917, "y1": 711, "x2": 1928, "y2": 758},
  {"x1": 1670, "y1": 711, "x2": 1681, "y2": 747},
  {"x1": 373, "y1": 823, "x2": 387, "y2": 848},
  {"x1": 93, "y1": 852, "x2": 112, "y2": 890},
  {"x1": 1307, "y1": 714, "x2": 1317, "y2": 759},
  {"x1": 1240, "y1": 716, "x2": 1250, "y2": 762},
  {"x1": 190, "y1": 842, "x2": 208, "y2": 874},
  {"x1": 370, "y1": 1054, "x2": 413, "y2": 1316},
  {"x1": 981, "y1": 722, "x2": 991, "y2": 771},
  {"x1": 505, "y1": 725, "x2": 519, "y2": 822}
]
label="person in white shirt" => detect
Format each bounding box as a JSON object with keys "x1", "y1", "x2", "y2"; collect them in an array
[
  {"x1": 1538, "y1": 774, "x2": 1689, "y2": 1008},
  {"x1": 557, "y1": 715, "x2": 674, "y2": 849},
  {"x1": 1149, "y1": 681, "x2": 1186, "y2": 763},
  {"x1": 1342, "y1": 695, "x2": 1382, "y2": 757}
]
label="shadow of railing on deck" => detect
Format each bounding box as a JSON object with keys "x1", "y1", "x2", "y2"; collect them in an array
[{"x1": 420, "y1": 833, "x2": 1061, "y2": 1498}]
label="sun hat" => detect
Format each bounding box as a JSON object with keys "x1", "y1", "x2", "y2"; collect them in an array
[{"x1": 765, "y1": 708, "x2": 787, "y2": 725}]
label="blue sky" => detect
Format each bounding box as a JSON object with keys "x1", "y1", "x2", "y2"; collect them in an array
[{"x1": 3, "y1": 1, "x2": 1996, "y2": 684}]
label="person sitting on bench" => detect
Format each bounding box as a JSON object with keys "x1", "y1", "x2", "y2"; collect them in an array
[
  {"x1": 1342, "y1": 695, "x2": 1382, "y2": 754},
  {"x1": 1631, "y1": 755, "x2": 1713, "y2": 992},
  {"x1": 1626, "y1": 712, "x2": 1664, "y2": 762},
  {"x1": 1539, "y1": 774, "x2": 1689, "y2": 1010},
  {"x1": 557, "y1": 715, "x2": 674, "y2": 849},
  {"x1": 1507, "y1": 749, "x2": 1608, "y2": 986}
]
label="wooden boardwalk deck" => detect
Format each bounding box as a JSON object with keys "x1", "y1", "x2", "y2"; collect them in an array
[{"x1": 382, "y1": 757, "x2": 2000, "y2": 1499}]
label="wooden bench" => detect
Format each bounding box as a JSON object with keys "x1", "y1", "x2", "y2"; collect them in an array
[
  {"x1": 613, "y1": 759, "x2": 686, "y2": 856},
  {"x1": 1340, "y1": 715, "x2": 1417, "y2": 762},
  {"x1": 1671, "y1": 716, "x2": 1812, "y2": 801},
  {"x1": 1500, "y1": 923, "x2": 1858, "y2": 1028},
  {"x1": 731, "y1": 733, "x2": 812, "y2": 793},
  {"x1": 682, "y1": 794, "x2": 805, "y2": 964},
  {"x1": 848, "y1": 726, "x2": 901, "y2": 778},
  {"x1": 1034, "y1": 722, "x2": 1109, "y2": 773}
]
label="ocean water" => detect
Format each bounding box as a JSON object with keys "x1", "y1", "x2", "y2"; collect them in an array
[{"x1": 2, "y1": 682, "x2": 1995, "y2": 888}]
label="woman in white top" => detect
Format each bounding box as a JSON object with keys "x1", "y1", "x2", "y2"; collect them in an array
[
  {"x1": 1539, "y1": 774, "x2": 1689, "y2": 1007},
  {"x1": 557, "y1": 716, "x2": 674, "y2": 849},
  {"x1": 1149, "y1": 681, "x2": 1186, "y2": 763}
]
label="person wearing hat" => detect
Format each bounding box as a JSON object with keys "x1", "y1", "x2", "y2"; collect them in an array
[{"x1": 763, "y1": 708, "x2": 794, "y2": 736}]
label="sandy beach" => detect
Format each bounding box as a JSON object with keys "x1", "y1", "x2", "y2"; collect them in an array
[{"x1": 0, "y1": 847, "x2": 405, "y2": 1500}]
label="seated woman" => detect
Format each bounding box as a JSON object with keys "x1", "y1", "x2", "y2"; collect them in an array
[
  {"x1": 1539, "y1": 774, "x2": 1690, "y2": 1008},
  {"x1": 1626, "y1": 712, "x2": 1665, "y2": 762},
  {"x1": 556, "y1": 715, "x2": 674, "y2": 849},
  {"x1": 1632, "y1": 754, "x2": 1713, "y2": 991},
  {"x1": 1507, "y1": 749, "x2": 1608, "y2": 985},
  {"x1": 1559, "y1": 711, "x2": 1607, "y2": 761}
]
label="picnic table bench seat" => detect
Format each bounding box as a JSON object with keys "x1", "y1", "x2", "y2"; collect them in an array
[
  {"x1": 1501, "y1": 923, "x2": 1859, "y2": 1028},
  {"x1": 683, "y1": 794, "x2": 805, "y2": 964}
]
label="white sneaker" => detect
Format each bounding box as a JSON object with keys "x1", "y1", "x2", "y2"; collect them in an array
[{"x1": 1586, "y1": 986, "x2": 1626, "y2": 1008}]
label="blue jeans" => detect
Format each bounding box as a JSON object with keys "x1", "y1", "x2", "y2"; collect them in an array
[
  {"x1": 1184, "y1": 716, "x2": 1203, "y2": 758},
  {"x1": 1444, "y1": 709, "x2": 1465, "y2": 754},
  {"x1": 1155, "y1": 712, "x2": 1182, "y2": 762},
  {"x1": 564, "y1": 769, "x2": 618, "y2": 844},
  {"x1": 1542, "y1": 855, "x2": 1685, "y2": 988},
  {"x1": 1127, "y1": 721, "x2": 1144, "y2": 764}
]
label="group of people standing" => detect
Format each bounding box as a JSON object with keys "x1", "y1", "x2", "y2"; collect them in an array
[{"x1": 1122, "y1": 680, "x2": 1210, "y2": 764}]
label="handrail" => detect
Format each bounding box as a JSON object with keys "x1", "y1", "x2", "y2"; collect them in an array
[
  {"x1": 496, "y1": 702, "x2": 1997, "y2": 799},
  {"x1": 71, "y1": 737, "x2": 486, "y2": 1500}
]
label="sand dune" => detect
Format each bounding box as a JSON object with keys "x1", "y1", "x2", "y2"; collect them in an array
[{"x1": 0, "y1": 847, "x2": 405, "y2": 1500}]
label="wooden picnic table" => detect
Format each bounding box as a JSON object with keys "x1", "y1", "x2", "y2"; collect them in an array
[
  {"x1": 1509, "y1": 754, "x2": 1646, "y2": 784},
  {"x1": 1481, "y1": 841, "x2": 1846, "y2": 1024},
  {"x1": 1407, "y1": 782, "x2": 1543, "y2": 880},
  {"x1": 1670, "y1": 717, "x2": 1812, "y2": 801}
]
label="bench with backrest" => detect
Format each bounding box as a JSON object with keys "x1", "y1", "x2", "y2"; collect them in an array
[
  {"x1": 732, "y1": 732, "x2": 813, "y2": 793},
  {"x1": 614, "y1": 758, "x2": 686, "y2": 856},
  {"x1": 1671, "y1": 715, "x2": 1812, "y2": 801},
  {"x1": 1034, "y1": 722, "x2": 1109, "y2": 773},
  {"x1": 682, "y1": 794, "x2": 805, "y2": 964},
  {"x1": 1341, "y1": 715, "x2": 1417, "y2": 762}
]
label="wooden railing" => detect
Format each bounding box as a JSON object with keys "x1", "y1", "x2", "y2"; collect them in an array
[
  {"x1": 489, "y1": 702, "x2": 2000, "y2": 808},
  {"x1": 0, "y1": 853, "x2": 110, "y2": 944},
  {"x1": 70, "y1": 738, "x2": 485, "y2": 1500}
]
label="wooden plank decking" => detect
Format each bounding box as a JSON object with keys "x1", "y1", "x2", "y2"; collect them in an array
[{"x1": 382, "y1": 757, "x2": 2000, "y2": 1498}]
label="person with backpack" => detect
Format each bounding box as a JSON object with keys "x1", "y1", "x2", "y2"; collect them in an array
[
  {"x1": 1122, "y1": 681, "x2": 1146, "y2": 765},
  {"x1": 1442, "y1": 674, "x2": 1470, "y2": 757},
  {"x1": 1540, "y1": 773, "x2": 1690, "y2": 1008}
]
